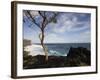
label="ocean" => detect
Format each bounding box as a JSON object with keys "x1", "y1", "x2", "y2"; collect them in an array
[{"x1": 26, "y1": 43, "x2": 90, "y2": 56}]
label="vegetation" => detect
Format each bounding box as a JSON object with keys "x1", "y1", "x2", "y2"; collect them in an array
[{"x1": 23, "y1": 47, "x2": 91, "y2": 69}]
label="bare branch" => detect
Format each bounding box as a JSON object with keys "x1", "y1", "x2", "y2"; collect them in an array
[
  {"x1": 38, "y1": 11, "x2": 44, "y2": 18},
  {"x1": 44, "y1": 12, "x2": 59, "y2": 28},
  {"x1": 26, "y1": 11, "x2": 41, "y2": 29}
]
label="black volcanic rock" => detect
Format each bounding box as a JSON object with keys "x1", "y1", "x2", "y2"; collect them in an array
[
  {"x1": 23, "y1": 54, "x2": 66, "y2": 69},
  {"x1": 23, "y1": 47, "x2": 91, "y2": 69},
  {"x1": 66, "y1": 47, "x2": 91, "y2": 66}
]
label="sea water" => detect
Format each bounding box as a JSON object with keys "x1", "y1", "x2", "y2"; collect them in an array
[
  {"x1": 32, "y1": 43, "x2": 90, "y2": 56},
  {"x1": 24, "y1": 43, "x2": 90, "y2": 56}
]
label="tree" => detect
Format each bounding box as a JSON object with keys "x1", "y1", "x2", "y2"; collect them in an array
[{"x1": 23, "y1": 10, "x2": 59, "y2": 62}]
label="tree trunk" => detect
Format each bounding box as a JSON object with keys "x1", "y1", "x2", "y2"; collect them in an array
[{"x1": 39, "y1": 32, "x2": 48, "y2": 62}]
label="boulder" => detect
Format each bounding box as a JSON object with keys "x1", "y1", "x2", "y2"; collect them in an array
[{"x1": 66, "y1": 47, "x2": 90, "y2": 66}]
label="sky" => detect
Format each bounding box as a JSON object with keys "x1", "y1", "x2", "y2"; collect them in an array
[{"x1": 23, "y1": 10, "x2": 91, "y2": 43}]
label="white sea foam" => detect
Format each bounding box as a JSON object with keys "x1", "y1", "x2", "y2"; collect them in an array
[
  {"x1": 24, "y1": 44, "x2": 45, "y2": 56},
  {"x1": 24, "y1": 44, "x2": 67, "y2": 56},
  {"x1": 49, "y1": 50, "x2": 66, "y2": 56}
]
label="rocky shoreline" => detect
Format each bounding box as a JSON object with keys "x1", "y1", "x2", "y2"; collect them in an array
[{"x1": 23, "y1": 47, "x2": 90, "y2": 69}]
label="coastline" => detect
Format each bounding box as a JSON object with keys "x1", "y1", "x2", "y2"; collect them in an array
[
  {"x1": 24, "y1": 44, "x2": 46, "y2": 56},
  {"x1": 23, "y1": 44, "x2": 91, "y2": 69},
  {"x1": 24, "y1": 43, "x2": 90, "y2": 56}
]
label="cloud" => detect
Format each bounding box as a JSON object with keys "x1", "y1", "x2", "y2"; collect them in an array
[
  {"x1": 42, "y1": 13, "x2": 91, "y2": 43},
  {"x1": 23, "y1": 10, "x2": 39, "y2": 18},
  {"x1": 70, "y1": 30, "x2": 91, "y2": 43},
  {"x1": 24, "y1": 12, "x2": 91, "y2": 43},
  {"x1": 30, "y1": 11, "x2": 39, "y2": 17},
  {"x1": 45, "y1": 33, "x2": 65, "y2": 43},
  {"x1": 44, "y1": 30, "x2": 90, "y2": 43},
  {"x1": 51, "y1": 13, "x2": 90, "y2": 33}
]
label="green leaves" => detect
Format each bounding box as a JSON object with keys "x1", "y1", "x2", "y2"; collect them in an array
[{"x1": 52, "y1": 18, "x2": 57, "y2": 23}]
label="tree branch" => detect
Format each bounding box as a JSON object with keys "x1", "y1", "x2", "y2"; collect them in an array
[
  {"x1": 45, "y1": 13, "x2": 59, "y2": 28},
  {"x1": 38, "y1": 11, "x2": 45, "y2": 18},
  {"x1": 26, "y1": 11, "x2": 41, "y2": 29},
  {"x1": 38, "y1": 11, "x2": 47, "y2": 29},
  {"x1": 49, "y1": 13, "x2": 58, "y2": 23}
]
